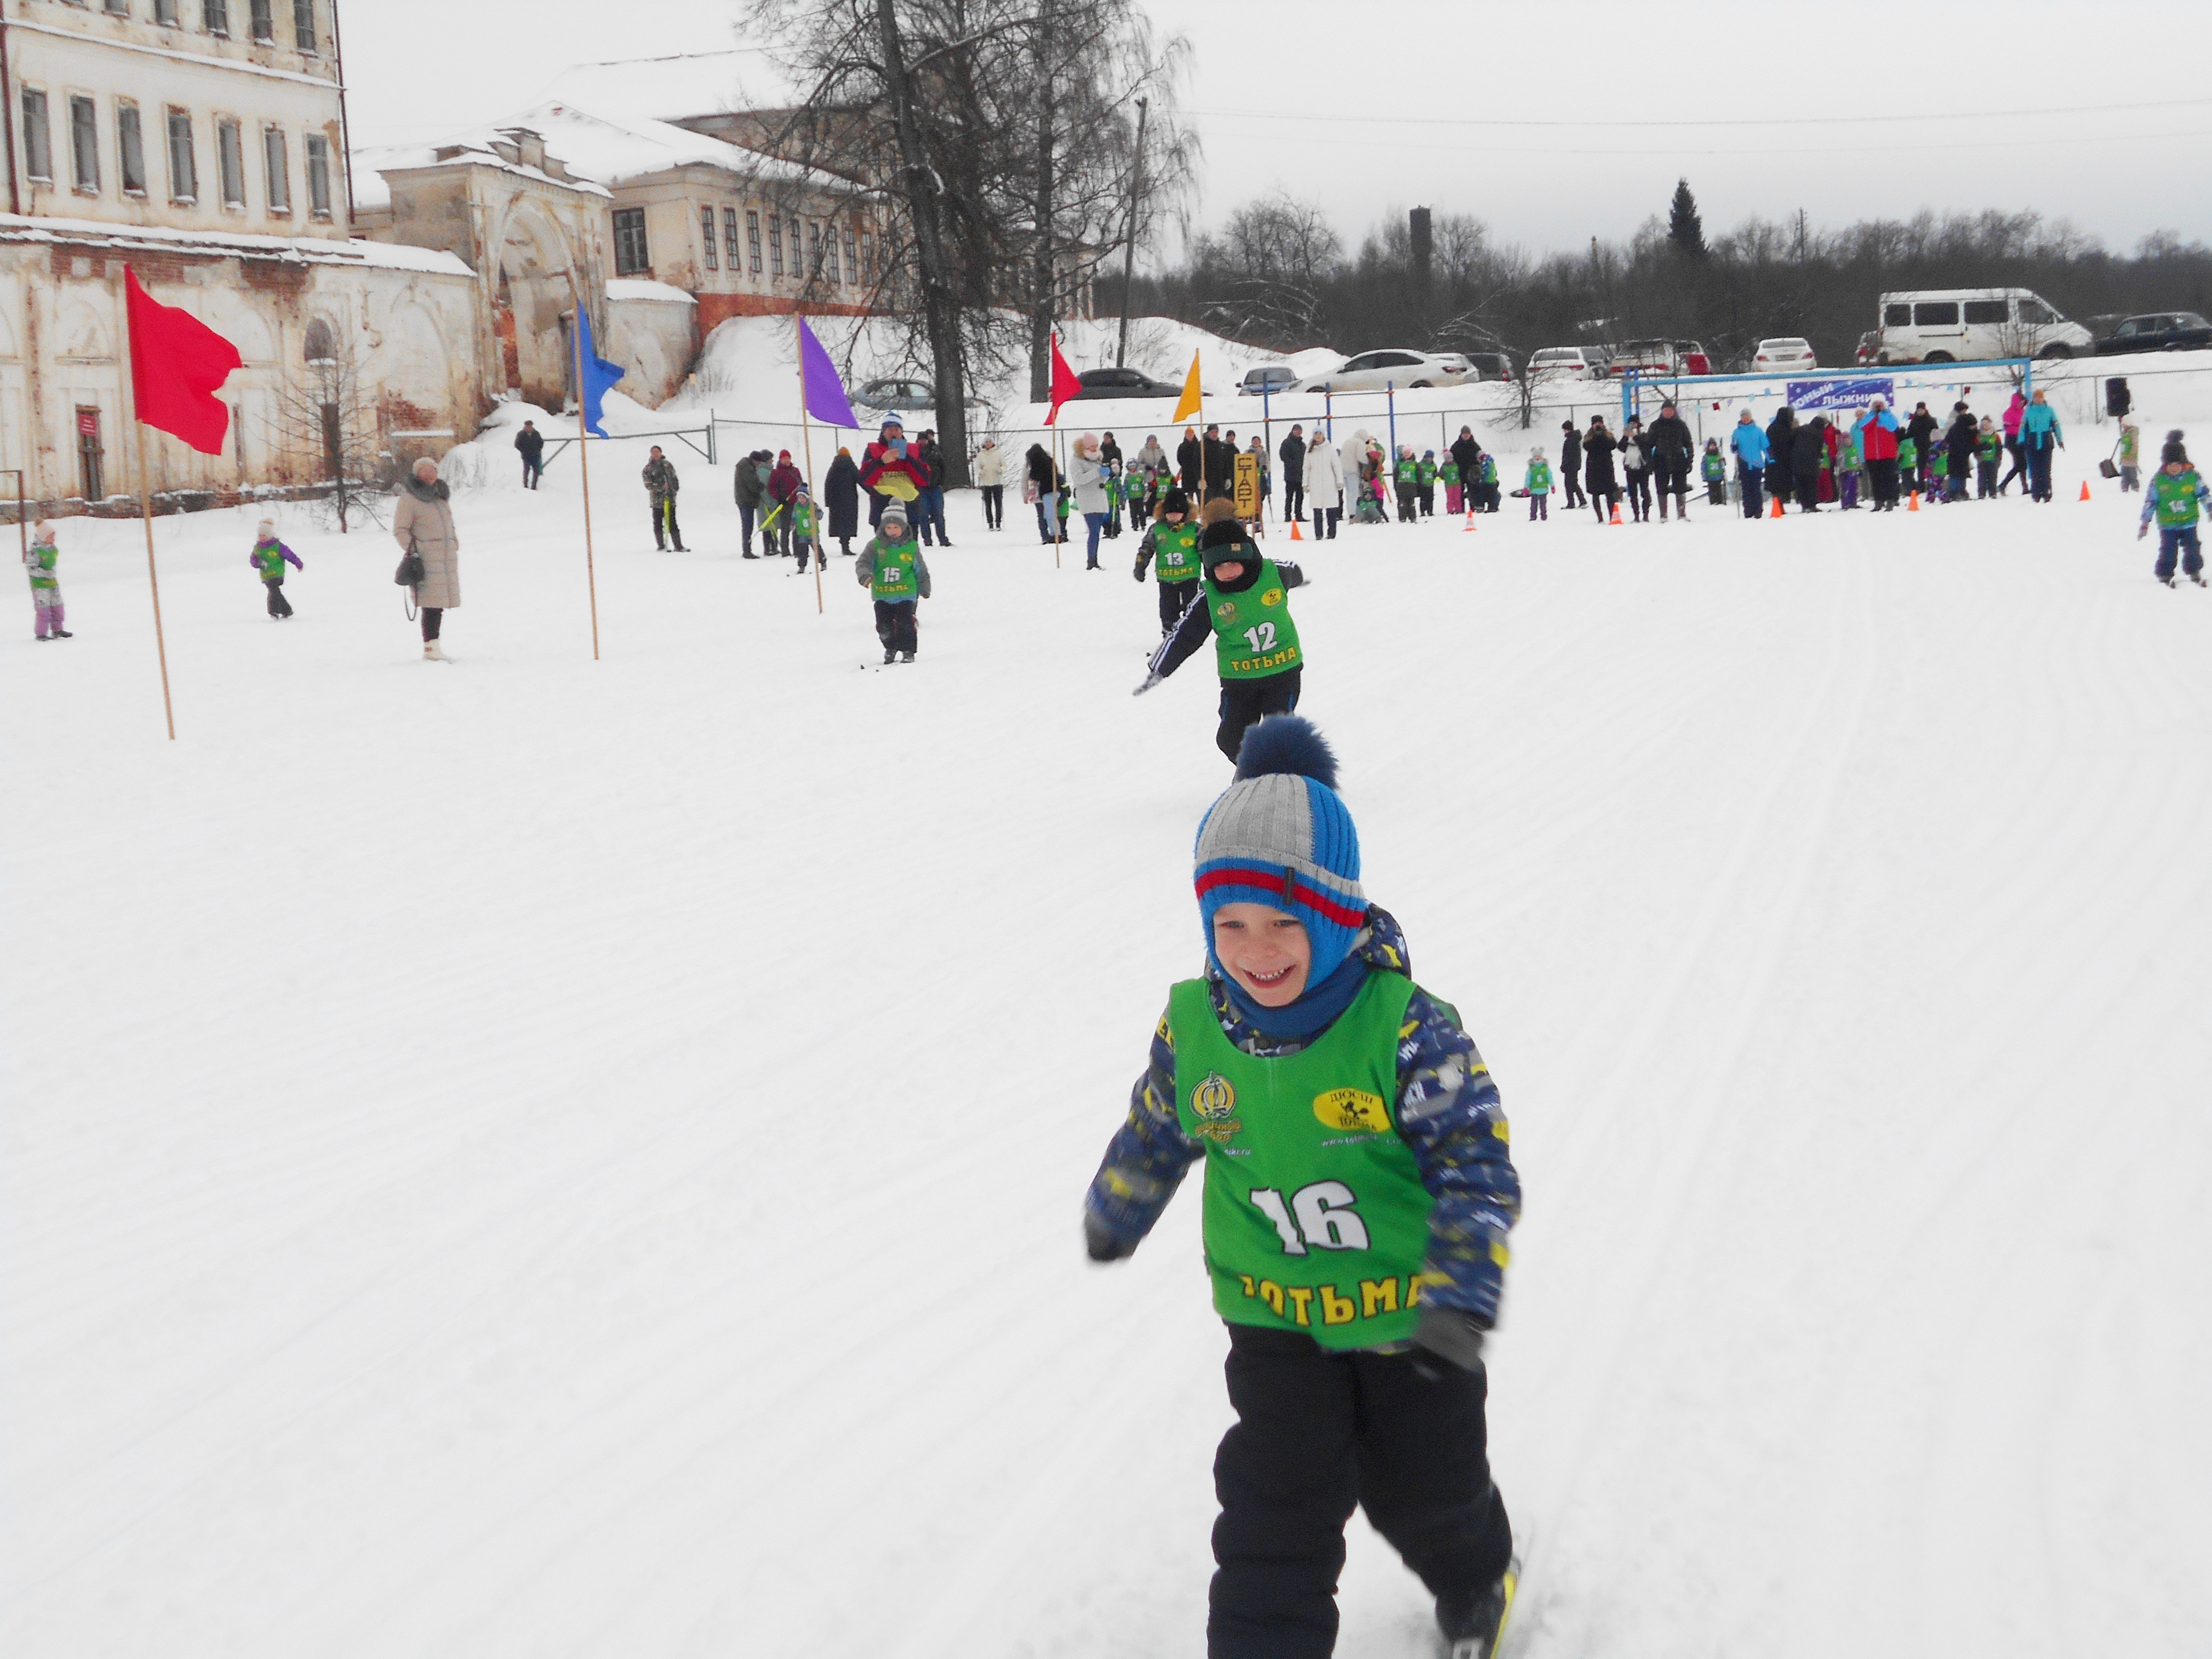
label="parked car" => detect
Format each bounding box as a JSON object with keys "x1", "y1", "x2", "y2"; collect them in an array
[
  {"x1": 854, "y1": 377, "x2": 937, "y2": 412},
  {"x1": 1464, "y1": 352, "x2": 1514, "y2": 382},
  {"x1": 1237, "y1": 365, "x2": 1299, "y2": 397},
  {"x1": 1854, "y1": 330, "x2": 1880, "y2": 366},
  {"x1": 2097, "y1": 312, "x2": 2212, "y2": 355},
  {"x1": 1870, "y1": 288, "x2": 2095, "y2": 363},
  {"x1": 1608, "y1": 338, "x2": 1679, "y2": 378},
  {"x1": 1290, "y1": 349, "x2": 1472, "y2": 393},
  {"x1": 1069, "y1": 365, "x2": 1185, "y2": 400},
  {"x1": 1677, "y1": 340, "x2": 1711, "y2": 375},
  {"x1": 1752, "y1": 337, "x2": 1818, "y2": 374},
  {"x1": 1527, "y1": 346, "x2": 1600, "y2": 380}
]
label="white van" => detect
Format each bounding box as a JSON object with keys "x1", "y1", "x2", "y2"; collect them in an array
[{"x1": 1872, "y1": 288, "x2": 2095, "y2": 364}]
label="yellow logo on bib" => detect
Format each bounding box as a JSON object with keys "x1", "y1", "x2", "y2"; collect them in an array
[
  {"x1": 1313, "y1": 1088, "x2": 1390, "y2": 1133},
  {"x1": 1192, "y1": 1072, "x2": 1242, "y2": 1143},
  {"x1": 1261, "y1": 586, "x2": 1284, "y2": 608}
]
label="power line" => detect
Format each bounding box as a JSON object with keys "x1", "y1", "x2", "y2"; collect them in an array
[
  {"x1": 1195, "y1": 96, "x2": 2212, "y2": 131},
  {"x1": 1187, "y1": 120, "x2": 2212, "y2": 160}
]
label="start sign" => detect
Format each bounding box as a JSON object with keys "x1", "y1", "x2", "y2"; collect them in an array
[{"x1": 1233, "y1": 451, "x2": 1260, "y2": 520}]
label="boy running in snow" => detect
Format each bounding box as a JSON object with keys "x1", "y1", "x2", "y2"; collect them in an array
[
  {"x1": 249, "y1": 518, "x2": 303, "y2": 618},
  {"x1": 1416, "y1": 451, "x2": 1438, "y2": 517},
  {"x1": 1085, "y1": 714, "x2": 1521, "y2": 1659},
  {"x1": 1525, "y1": 450, "x2": 1552, "y2": 520},
  {"x1": 855, "y1": 499, "x2": 930, "y2": 662},
  {"x1": 1135, "y1": 498, "x2": 1307, "y2": 763},
  {"x1": 1133, "y1": 487, "x2": 1202, "y2": 638},
  {"x1": 24, "y1": 520, "x2": 68, "y2": 640},
  {"x1": 2140, "y1": 440, "x2": 2209, "y2": 586},
  {"x1": 1700, "y1": 438, "x2": 1728, "y2": 507}
]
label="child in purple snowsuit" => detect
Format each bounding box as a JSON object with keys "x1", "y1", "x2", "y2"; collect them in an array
[{"x1": 24, "y1": 520, "x2": 68, "y2": 639}]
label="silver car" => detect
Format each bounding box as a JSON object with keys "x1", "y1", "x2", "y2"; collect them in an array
[{"x1": 1291, "y1": 349, "x2": 1472, "y2": 394}]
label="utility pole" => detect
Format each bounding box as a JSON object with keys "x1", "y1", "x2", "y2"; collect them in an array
[{"x1": 1115, "y1": 94, "x2": 1148, "y2": 369}]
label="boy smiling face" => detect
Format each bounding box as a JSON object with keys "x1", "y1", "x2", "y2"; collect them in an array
[{"x1": 1211, "y1": 901, "x2": 1313, "y2": 1006}]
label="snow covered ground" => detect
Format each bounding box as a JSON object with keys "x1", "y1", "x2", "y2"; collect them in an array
[{"x1": 6, "y1": 398, "x2": 2211, "y2": 1659}]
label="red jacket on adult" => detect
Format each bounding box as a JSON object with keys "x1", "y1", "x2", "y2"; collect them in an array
[
  {"x1": 858, "y1": 439, "x2": 928, "y2": 496},
  {"x1": 1855, "y1": 407, "x2": 1900, "y2": 462},
  {"x1": 769, "y1": 458, "x2": 803, "y2": 504}
]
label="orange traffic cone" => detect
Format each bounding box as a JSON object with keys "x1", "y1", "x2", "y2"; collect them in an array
[
  {"x1": 1610, "y1": 500, "x2": 1623, "y2": 526},
  {"x1": 2078, "y1": 480, "x2": 2092, "y2": 501},
  {"x1": 1768, "y1": 492, "x2": 1785, "y2": 519},
  {"x1": 1907, "y1": 491, "x2": 1920, "y2": 512},
  {"x1": 1462, "y1": 510, "x2": 1477, "y2": 532},
  {"x1": 1289, "y1": 514, "x2": 1304, "y2": 540}
]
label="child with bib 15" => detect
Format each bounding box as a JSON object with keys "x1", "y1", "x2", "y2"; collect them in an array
[{"x1": 1083, "y1": 716, "x2": 1521, "y2": 1659}]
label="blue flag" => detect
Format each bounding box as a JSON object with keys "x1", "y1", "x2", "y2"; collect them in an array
[{"x1": 575, "y1": 307, "x2": 626, "y2": 438}]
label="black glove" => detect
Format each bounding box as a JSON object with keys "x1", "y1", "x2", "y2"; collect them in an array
[
  {"x1": 1084, "y1": 1214, "x2": 1135, "y2": 1263},
  {"x1": 1132, "y1": 672, "x2": 1163, "y2": 697},
  {"x1": 1132, "y1": 563, "x2": 1146, "y2": 582},
  {"x1": 1409, "y1": 1306, "x2": 1488, "y2": 1379}
]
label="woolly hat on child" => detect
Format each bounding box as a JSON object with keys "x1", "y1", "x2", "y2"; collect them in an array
[
  {"x1": 1194, "y1": 716, "x2": 1367, "y2": 992},
  {"x1": 1197, "y1": 497, "x2": 1249, "y2": 566},
  {"x1": 880, "y1": 499, "x2": 910, "y2": 526}
]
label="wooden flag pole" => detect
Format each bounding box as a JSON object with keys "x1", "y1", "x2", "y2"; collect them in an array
[
  {"x1": 795, "y1": 311, "x2": 822, "y2": 615},
  {"x1": 134, "y1": 423, "x2": 176, "y2": 741},
  {"x1": 572, "y1": 310, "x2": 601, "y2": 660},
  {"x1": 1052, "y1": 422, "x2": 1065, "y2": 569}
]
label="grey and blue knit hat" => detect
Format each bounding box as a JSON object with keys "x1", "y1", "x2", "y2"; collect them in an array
[{"x1": 1194, "y1": 716, "x2": 1367, "y2": 986}]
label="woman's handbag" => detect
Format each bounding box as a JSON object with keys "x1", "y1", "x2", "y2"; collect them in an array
[{"x1": 395, "y1": 532, "x2": 424, "y2": 621}]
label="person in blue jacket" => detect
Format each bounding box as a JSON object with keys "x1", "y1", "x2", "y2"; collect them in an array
[
  {"x1": 1729, "y1": 410, "x2": 1768, "y2": 520},
  {"x1": 2018, "y1": 389, "x2": 2064, "y2": 504}
]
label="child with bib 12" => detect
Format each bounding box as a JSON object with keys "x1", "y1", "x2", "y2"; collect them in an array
[{"x1": 1085, "y1": 715, "x2": 1520, "y2": 1659}]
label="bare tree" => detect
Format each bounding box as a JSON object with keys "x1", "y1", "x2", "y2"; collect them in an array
[
  {"x1": 1191, "y1": 191, "x2": 1342, "y2": 344},
  {"x1": 269, "y1": 319, "x2": 386, "y2": 532}
]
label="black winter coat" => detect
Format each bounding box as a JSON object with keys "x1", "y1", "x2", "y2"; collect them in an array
[
  {"x1": 824, "y1": 453, "x2": 861, "y2": 537},
  {"x1": 1027, "y1": 445, "x2": 1058, "y2": 492},
  {"x1": 1450, "y1": 435, "x2": 1483, "y2": 478},
  {"x1": 1907, "y1": 410, "x2": 1939, "y2": 453},
  {"x1": 1278, "y1": 434, "x2": 1305, "y2": 483},
  {"x1": 1176, "y1": 436, "x2": 1203, "y2": 489},
  {"x1": 1582, "y1": 431, "x2": 1618, "y2": 490},
  {"x1": 1945, "y1": 415, "x2": 1978, "y2": 468},
  {"x1": 1791, "y1": 419, "x2": 1829, "y2": 474},
  {"x1": 1645, "y1": 414, "x2": 1694, "y2": 465},
  {"x1": 514, "y1": 427, "x2": 544, "y2": 459},
  {"x1": 1202, "y1": 436, "x2": 1233, "y2": 491},
  {"x1": 1559, "y1": 429, "x2": 1583, "y2": 472}
]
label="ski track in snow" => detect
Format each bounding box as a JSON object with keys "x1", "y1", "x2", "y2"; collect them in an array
[{"x1": 4, "y1": 416, "x2": 2210, "y2": 1659}]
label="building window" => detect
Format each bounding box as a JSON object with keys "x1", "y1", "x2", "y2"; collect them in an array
[
  {"x1": 788, "y1": 219, "x2": 801, "y2": 280},
  {"x1": 104, "y1": 0, "x2": 130, "y2": 13},
  {"x1": 155, "y1": 0, "x2": 179, "y2": 23},
  {"x1": 69, "y1": 97, "x2": 99, "y2": 194},
  {"x1": 723, "y1": 206, "x2": 739, "y2": 265},
  {"x1": 304, "y1": 131, "x2": 330, "y2": 216},
  {"x1": 700, "y1": 206, "x2": 717, "y2": 270},
  {"x1": 807, "y1": 222, "x2": 822, "y2": 281},
  {"x1": 861, "y1": 232, "x2": 873, "y2": 279},
  {"x1": 166, "y1": 109, "x2": 196, "y2": 201},
  {"x1": 292, "y1": 0, "x2": 315, "y2": 51},
  {"x1": 118, "y1": 102, "x2": 146, "y2": 194},
  {"x1": 21, "y1": 90, "x2": 52, "y2": 183},
  {"x1": 746, "y1": 210, "x2": 762, "y2": 274},
  {"x1": 204, "y1": 0, "x2": 229, "y2": 37},
  {"x1": 844, "y1": 230, "x2": 859, "y2": 288},
  {"x1": 768, "y1": 214, "x2": 783, "y2": 277},
  {"x1": 263, "y1": 125, "x2": 289, "y2": 213},
  {"x1": 249, "y1": 0, "x2": 274, "y2": 42},
  {"x1": 613, "y1": 207, "x2": 649, "y2": 275},
  {"x1": 216, "y1": 118, "x2": 245, "y2": 207}
]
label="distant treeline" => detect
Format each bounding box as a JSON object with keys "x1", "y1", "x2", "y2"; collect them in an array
[{"x1": 1100, "y1": 188, "x2": 2212, "y2": 371}]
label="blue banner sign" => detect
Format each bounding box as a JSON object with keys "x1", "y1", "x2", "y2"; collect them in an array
[{"x1": 1787, "y1": 377, "x2": 1891, "y2": 413}]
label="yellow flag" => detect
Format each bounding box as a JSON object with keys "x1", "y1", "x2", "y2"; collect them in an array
[{"x1": 1173, "y1": 350, "x2": 1203, "y2": 422}]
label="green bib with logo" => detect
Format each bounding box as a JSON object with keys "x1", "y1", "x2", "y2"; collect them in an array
[
  {"x1": 1203, "y1": 558, "x2": 1301, "y2": 680},
  {"x1": 870, "y1": 539, "x2": 919, "y2": 599},
  {"x1": 1528, "y1": 460, "x2": 1554, "y2": 492},
  {"x1": 1170, "y1": 972, "x2": 1434, "y2": 1348},
  {"x1": 1439, "y1": 461, "x2": 1461, "y2": 486},
  {"x1": 2152, "y1": 468, "x2": 2203, "y2": 529},
  {"x1": 1152, "y1": 522, "x2": 1201, "y2": 583},
  {"x1": 1394, "y1": 458, "x2": 1418, "y2": 486}
]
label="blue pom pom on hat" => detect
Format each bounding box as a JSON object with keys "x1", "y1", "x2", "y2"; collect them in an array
[{"x1": 1194, "y1": 716, "x2": 1368, "y2": 987}]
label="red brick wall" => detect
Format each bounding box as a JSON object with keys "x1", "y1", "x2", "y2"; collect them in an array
[{"x1": 695, "y1": 292, "x2": 877, "y2": 333}]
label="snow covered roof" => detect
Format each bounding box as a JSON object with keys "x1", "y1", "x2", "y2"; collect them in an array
[
  {"x1": 498, "y1": 100, "x2": 853, "y2": 195},
  {"x1": 0, "y1": 211, "x2": 472, "y2": 276},
  {"x1": 538, "y1": 51, "x2": 799, "y2": 125},
  {"x1": 607, "y1": 279, "x2": 694, "y2": 305},
  {"x1": 351, "y1": 134, "x2": 614, "y2": 209}
]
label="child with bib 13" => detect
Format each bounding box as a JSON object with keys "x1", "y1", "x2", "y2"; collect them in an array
[{"x1": 1084, "y1": 715, "x2": 1521, "y2": 1659}]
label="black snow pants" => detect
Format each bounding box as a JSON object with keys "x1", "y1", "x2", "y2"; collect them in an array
[
  {"x1": 1216, "y1": 667, "x2": 1301, "y2": 763},
  {"x1": 1159, "y1": 577, "x2": 1199, "y2": 636},
  {"x1": 264, "y1": 577, "x2": 292, "y2": 617},
  {"x1": 1209, "y1": 1323, "x2": 1512, "y2": 1659},
  {"x1": 873, "y1": 599, "x2": 918, "y2": 656}
]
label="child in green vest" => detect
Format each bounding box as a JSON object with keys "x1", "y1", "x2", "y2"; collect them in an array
[
  {"x1": 1700, "y1": 438, "x2": 1728, "y2": 507},
  {"x1": 1085, "y1": 714, "x2": 1521, "y2": 1659},
  {"x1": 790, "y1": 485, "x2": 820, "y2": 573},
  {"x1": 1896, "y1": 432, "x2": 1920, "y2": 493},
  {"x1": 1440, "y1": 456, "x2": 1463, "y2": 517},
  {"x1": 1133, "y1": 486, "x2": 1202, "y2": 637},
  {"x1": 1524, "y1": 450, "x2": 1552, "y2": 520},
  {"x1": 2118, "y1": 419, "x2": 2141, "y2": 492},
  {"x1": 1477, "y1": 451, "x2": 1500, "y2": 513},
  {"x1": 1135, "y1": 498, "x2": 1308, "y2": 761},
  {"x1": 854, "y1": 498, "x2": 931, "y2": 661},
  {"x1": 2140, "y1": 439, "x2": 2209, "y2": 585},
  {"x1": 248, "y1": 517, "x2": 303, "y2": 618},
  {"x1": 24, "y1": 519, "x2": 68, "y2": 640},
  {"x1": 1837, "y1": 430, "x2": 1864, "y2": 509},
  {"x1": 1975, "y1": 419, "x2": 2002, "y2": 499},
  {"x1": 1393, "y1": 447, "x2": 1420, "y2": 523},
  {"x1": 1416, "y1": 450, "x2": 1438, "y2": 517}
]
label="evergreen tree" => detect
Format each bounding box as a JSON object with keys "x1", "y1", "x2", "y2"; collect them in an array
[{"x1": 1668, "y1": 178, "x2": 1707, "y2": 258}]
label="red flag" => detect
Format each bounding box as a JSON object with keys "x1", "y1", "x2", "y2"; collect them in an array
[
  {"x1": 1044, "y1": 334, "x2": 1082, "y2": 425},
  {"x1": 125, "y1": 266, "x2": 242, "y2": 456}
]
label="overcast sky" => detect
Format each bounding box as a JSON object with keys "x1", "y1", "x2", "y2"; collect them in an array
[{"x1": 344, "y1": 0, "x2": 2210, "y2": 263}]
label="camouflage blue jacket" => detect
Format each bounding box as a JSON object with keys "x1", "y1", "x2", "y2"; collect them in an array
[{"x1": 1084, "y1": 908, "x2": 1520, "y2": 1326}]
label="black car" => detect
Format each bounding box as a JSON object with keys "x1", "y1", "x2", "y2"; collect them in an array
[
  {"x1": 1070, "y1": 366, "x2": 1185, "y2": 400},
  {"x1": 2097, "y1": 313, "x2": 2212, "y2": 355}
]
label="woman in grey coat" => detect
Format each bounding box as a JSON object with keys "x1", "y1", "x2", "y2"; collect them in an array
[{"x1": 392, "y1": 456, "x2": 461, "y2": 660}]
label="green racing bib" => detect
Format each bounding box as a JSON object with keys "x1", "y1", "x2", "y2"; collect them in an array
[
  {"x1": 1203, "y1": 558, "x2": 1301, "y2": 681},
  {"x1": 1152, "y1": 522, "x2": 1201, "y2": 583},
  {"x1": 870, "y1": 540, "x2": 919, "y2": 599}
]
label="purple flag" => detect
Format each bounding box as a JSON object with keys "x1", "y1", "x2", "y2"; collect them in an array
[{"x1": 798, "y1": 318, "x2": 859, "y2": 428}]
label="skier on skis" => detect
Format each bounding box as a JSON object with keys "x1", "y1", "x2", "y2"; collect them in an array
[
  {"x1": 2140, "y1": 439, "x2": 2209, "y2": 586},
  {"x1": 1133, "y1": 498, "x2": 1307, "y2": 762},
  {"x1": 855, "y1": 499, "x2": 930, "y2": 662},
  {"x1": 1084, "y1": 713, "x2": 1521, "y2": 1659}
]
